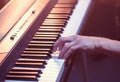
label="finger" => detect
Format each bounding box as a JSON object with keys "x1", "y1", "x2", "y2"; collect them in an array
[
  {"x1": 58, "y1": 40, "x2": 78, "y2": 59},
  {"x1": 58, "y1": 43, "x2": 70, "y2": 59},
  {"x1": 52, "y1": 37, "x2": 66, "y2": 52},
  {"x1": 63, "y1": 44, "x2": 82, "y2": 59},
  {"x1": 52, "y1": 36, "x2": 74, "y2": 52},
  {"x1": 52, "y1": 39, "x2": 62, "y2": 52}
]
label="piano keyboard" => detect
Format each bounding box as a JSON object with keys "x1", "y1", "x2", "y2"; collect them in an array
[
  {"x1": 5, "y1": 0, "x2": 77, "y2": 81},
  {"x1": 5, "y1": 0, "x2": 92, "y2": 82}
]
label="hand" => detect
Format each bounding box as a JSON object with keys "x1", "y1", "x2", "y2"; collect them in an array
[{"x1": 52, "y1": 35, "x2": 101, "y2": 59}]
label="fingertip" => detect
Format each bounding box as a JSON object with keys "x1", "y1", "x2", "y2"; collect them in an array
[
  {"x1": 52, "y1": 42, "x2": 59, "y2": 52},
  {"x1": 63, "y1": 56, "x2": 67, "y2": 59},
  {"x1": 58, "y1": 54, "x2": 63, "y2": 59},
  {"x1": 58, "y1": 56, "x2": 62, "y2": 59},
  {"x1": 63, "y1": 54, "x2": 69, "y2": 59}
]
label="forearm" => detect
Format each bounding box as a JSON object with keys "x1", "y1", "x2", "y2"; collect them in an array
[{"x1": 98, "y1": 38, "x2": 120, "y2": 56}]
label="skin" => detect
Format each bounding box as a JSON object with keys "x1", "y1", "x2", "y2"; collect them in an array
[{"x1": 52, "y1": 35, "x2": 120, "y2": 59}]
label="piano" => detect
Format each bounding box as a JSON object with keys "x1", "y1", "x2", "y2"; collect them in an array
[{"x1": 0, "y1": 0, "x2": 93, "y2": 82}]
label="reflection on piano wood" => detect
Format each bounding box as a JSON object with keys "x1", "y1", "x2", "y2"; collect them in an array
[{"x1": 0, "y1": 0, "x2": 92, "y2": 82}]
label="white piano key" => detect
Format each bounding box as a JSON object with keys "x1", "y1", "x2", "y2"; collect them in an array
[
  {"x1": 39, "y1": 59, "x2": 65, "y2": 82},
  {"x1": 61, "y1": 0, "x2": 92, "y2": 37},
  {"x1": 5, "y1": 59, "x2": 64, "y2": 82}
]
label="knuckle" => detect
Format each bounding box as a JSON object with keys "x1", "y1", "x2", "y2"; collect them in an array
[
  {"x1": 64, "y1": 43, "x2": 69, "y2": 48},
  {"x1": 59, "y1": 37, "x2": 64, "y2": 42},
  {"x1": 70, "y1": 47, "x2": 76, "y2": 52}
]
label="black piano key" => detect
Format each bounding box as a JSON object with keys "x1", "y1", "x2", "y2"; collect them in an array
[
  {"x1": 8, "y1": 71, "x2": 39, "y2": 76},
  {"x1": 42, "y1": 21, "x2": 66, "y2": 24},
  {"x1": 15, "y1": 61, "x2": 45, "y2": 68},
  {"x1": 40, "y1": 26, "x2": 63, "y2": 29},
  {"x1": 38, "y1": 28, "x2": 62, "y2": 32},
  {"x1": 36, "y1": 32, "x2": 60, "y2": 35},
  {"x1": 21, "y1": 53, "x2": 50, "y2": 59},
  {"x1": 55, "y1": 3, "x2": 76, "y2": 8},
  {"x1": 6, "y1": 75, "x2": 38, "y2": 81},
  {"x1": 24, "y1": 47, "x2": 52, "y2": 55},
  {"x1": 42, "y1": 22, "x2": 66, "y2": 26},
  {"x1": 47, "y1": 13, "x2": 70, "y2": 19},
  {"x1": 23, "y1": 51, "x2": 49, "y2": 55},
  {"x1": 11, "y1": 67, "x2": 41, "y2": 72},
  {"x1": 27, "y1": 43, "x2": 53, "y2": 48},
  {"x1": 36, "y1": 31, "x2": 61, "y2": 35},
  {"x1": 42, "y1": 19, "x2": 67, "y2": 26},
  {"x1": 42, "y1": 22, "x2": 65, "y2": 26},
  {"x1": 50, "y1": 8, "x2": 73, "y2": 14},
  {"x1": 32, "y1": 37, "x2": 57, "y2": 41},
  {"x1": 11, "y1": 67, "x2": 42, "y2": 74},
  {"x1": 22, "y1": 49, "x2": 52, "y2": 58},
  {"x1": 25, "y1": 47, "x2": 51, "y2": 51},
  {"x1": 44, "y1": 18, "x2": 67, "y2": 22},
  {"x1": 30, "y1": 41, "x2": 55, "y2": 44},
  {"x1": 17, "y1": 58, "x2": 47, "y2": 64},
  {"x1": 43, "y1": 20, "x2": 67, "y2": 24},
  {"x1": 44, "y1": 18, "x2": 66, "y2": 23},
  {"x1": 34, "y1": 34, "x2": 59, "y2": 37},
  {"x1": 58, "y1": 0, "x2": 77, "y2": 4},
  {"x1": 47, "y1": 15, "x2": 70, "y2": 27}
]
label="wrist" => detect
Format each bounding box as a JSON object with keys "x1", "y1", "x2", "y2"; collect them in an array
[
  {"x1": 95, "y1": 37, "x2": 109, "y2": 54},
  {"x1": 98, "y1": 37, "x2": 120, "y2": 56}
]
